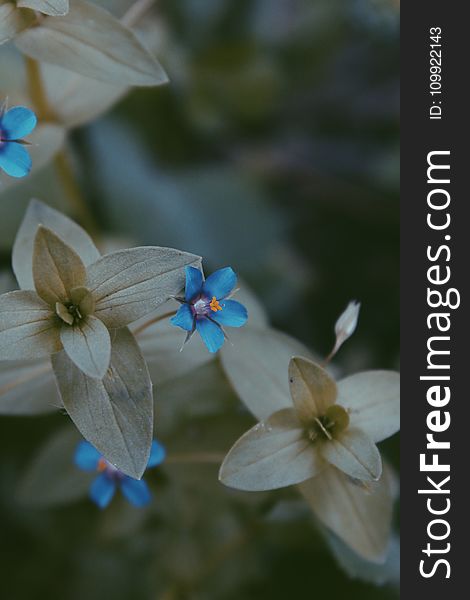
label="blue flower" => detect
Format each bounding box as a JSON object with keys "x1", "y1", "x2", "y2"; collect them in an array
[
  {"x1": 0, "y1": 104, "x2": 37, "y2": 178},
  {"x1": 74, "y1": 440, "x2": 166, "y2": 509},
  {"x1": 171, "y1": 266, "x2": 248, "y2": 353}
]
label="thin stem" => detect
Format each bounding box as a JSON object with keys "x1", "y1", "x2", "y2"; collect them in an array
[
  {"x1": 122, "y1": 0, "x2": 157, "y2": 27},
  {"x1": 164, "y1": 452, "x2": 225, "y2": 465},
  {"x1": 24, "y1": 57, "x2": 55, "y2": 121},
  {"x1": 133, "y1": 310, "x2": 177, "y2": 336}
]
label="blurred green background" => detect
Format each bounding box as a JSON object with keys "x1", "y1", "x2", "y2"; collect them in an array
[{"x1": 0, "y1": 0, "x2": 399, "y2": 598}]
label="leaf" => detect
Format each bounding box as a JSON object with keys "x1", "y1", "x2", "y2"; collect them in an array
[
  {"x1": 220, "y1": 326, "x2": 315, "y2": 421},
  {"x1": 288, "y1": 357, "x2": 337, "y2": 424},
  {"x1": 299, "y1": 466, "x2": 394, "y2": 563},
  {"x1": 0, "y1": 2, "x2": 34, "y2": 45},
  {"x1": 0, "y1": 290, "x2": 60, "y2": 359},
  {"x1": 0, "y1": 357, "x2": 58, "y2": 415},
  {"x1": 12, "y1": 199, "x2": 100, "y2": 290},
  {"x1": 86, "y1": 247, "x2": 201, "y2": 328},
  {"x1": 14, "y1": 0, "x2": 168, "y2": 86},
  {"x1": 51, "y1": 327, "x2": 153, "y2": 479},
  {"x1": 219, "y1": 408, "x2": 322, "y2": 491},
  {"x1": 33, "y1": 225, "x2": 87, "y2": 305},
  {"x1": 320, "y1": 428, "x2": 382, "y2": 481},
  {"x1": 60, "y1": 316, "x2": 111, "y2": 379},
  {"x1": 337, "y1": 370, "x2": 400, "y2": 443},
  {"x1": 17, "y1": 0, "x2": 69, "y2": 16},
  {"x1": 16, "y1": 427, "x2": 93, "y2": 508}
]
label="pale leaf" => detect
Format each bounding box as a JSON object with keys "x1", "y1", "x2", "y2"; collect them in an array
[
  {"x1": 15, "y1": 0, "x2": 168, "y2": 86},
  {"x1": 52, "y1": 327, "x2": 153, "y2": 479},
  {"x1": 60, "y1": 315, "x2": 111, "y2": 379},
  {"x1": 289, "y1": 357, "x2": 337, "y2": 424},
  {"x1": 0, "y1": 290, "x2": 60, "y2": 359},
  {"x1": 17, "y1": 0, "x2": 69, "y2": 16},
  {"x1": 320, "y1": 428, "x2": 382, "y2": 481},
  {"x1": 0, "y1": 2, "x2": 33, "y2": 45}
]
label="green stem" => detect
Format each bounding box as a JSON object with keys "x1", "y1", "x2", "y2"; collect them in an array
[
  {"x1": 24, "y1": 57, "x2": 55, "y2": 121},
  {"x1": 164, "y1": 452, "x2": 225, "y2": 465},
  {"x1": 133, "y1": 310, "x2": 178, "y2": 336}
]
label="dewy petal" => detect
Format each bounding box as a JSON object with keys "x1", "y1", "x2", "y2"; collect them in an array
[
  {"x1": 184, "y1": 266, "x2": 203, "y2": 301},
  {"x1": 0, "y1": 290, "x2": 61, "y2": 360},
  {"x1": 202, "y1": 267, "x2": 237, "y2": 300},
  {"x1": 320, "y1": 428, "x2": 382, "y2": 482},
  {"x1": 87, "y1": 247, "x2": 201, "y2": 328},
  {"x1": 196, "y1": 317, "x2": 225, "y2": 353},
  {"x1": 74, "y1": 440, "x2": 101, "y2": 471},
  {"x1": 298, "y1": 466, "x2": 394, "y2": 563},
  {"x1": 170, "y1": 304, "x2": 194, "y2": 331},
  {"x1": 0, "y1": 141, "x2": 32, "y2": 178},
  {"x1": 90, "y1": 473, "x2": 116, "y2": 509},
  {"x1": 17, "y1": 1, "x2": 69, "y2": 17},
  {"x1": 219, "y1": 408, "x2": 323, "y2": 491},
  {"x1": 288, "y1": 357, "x2": 337, "y2": 424},
  {"x1": 147, "y1": 440, "x2": 166, "y2": 468},
  {"x1": 60, "y1": 316, "x2": 111, "y2": 379},
  {"x1": 33, "y1": 226, "x2": 87, "y2": 306},
  {"x1": 337, "y1": 371, "x2": 400, "y2": 443},
  {"x1": 120, "y1": 477, "x2": 151, "y2": 507},
  {"x1": 212, "y1": 299, "x2": 248, "y2": 328},
  {"x1": 1, "y1": 106, "x2": 37, "y2": 140}
]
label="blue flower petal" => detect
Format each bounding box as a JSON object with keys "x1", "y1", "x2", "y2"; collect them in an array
[
  {"x1": 147, "y1": 440, "x2": 166, "y2": 468},
  {"x1": 196, "y1": 317, "x2": 225, "y2": 353},
  {"x1": 1, "y1": 107, "x2": 37, "y2": 140},
  {"x1": 90, "y1": 473, "x2": 116, "y2": 509},
  {"x1": 0, "y1": 141, "x2": 32, "y2": 178},
  {"x1": 185, "y1": 266, "x2": 203, "y2": 301},
  {"x1": 120, "y1": 477, "x2": 151, "y2": 507},
  {"x1": 74, "y1": 440, "x2": 101, "y2": 471},
  {"x1": 170, "y1": 304, "x2": 194, "y2": 331},
  {"x1": 202, "y1": 267, "x2": 237, "y2": 300},
  {"x1": 212, "y1": 300, "x2": 248, "y2": 328}
]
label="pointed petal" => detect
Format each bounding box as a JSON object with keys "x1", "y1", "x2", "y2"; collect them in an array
[
  {"x1": 184, "y1": 266, "x2": 203, "y2": 301},
  {"x1": 147, "y1": 440, "x2": 166, "y2": 468},
  {"x1": 219, "y1": 408, "x2": 322, "y2": 491},
  {"x1": 74, "y1": 440, "x2": 101, "y2": 471},
  {"x1": 17, "y1": 1, "x2": 69, "y2": 17},
  {"x1": 196, "y1": 317, "x2": 225, "y2": 353},
  {"x1": 60, "y1": 316, "x2": 111, "y2": 379},
  {"x1": 202, "y1": 267, "x2": 237, "y2": 299},
  {"x1": 299, "y1": 466, "x2": 394, "y2": 563},
  {"x1": 0, "y1": 141, "x2": 32, "y2": 178},
  {"x1": 0, "y1": 290, "x2": 61, "y2": 360},
  {"x1": 320, "y1": 428, "x2": 382, "y2": 481},
  {"x1": 337, "y1": 371, "x2": 400, "y2": 443},
  {"x1": 33, "y1": 226, "x2": 87, "y2": 306},
  {"x1": 212, "y1": 299, "x2": 248, "y2": 328},
  {"x1": 1, "y1": 106, "x2": 37, "y2": 140},
  {"x1": 120, "y1": 477, "x2": 151, "y2": 507},
  {"x1": 170, "y1": 304, "x2": 194, "y2": 331},
  {"x1": 289, "y1": 357, "x2": 337, "y2": 424},
  {"x1": 0, "y1": 2, "x2": 35, "y2": 45},
  {"x1": 90, "y1": 473, "x2": 116, "y2": 508},
  {"x1": 87, "y1": 247, "x2": 201, "y2": 328}
]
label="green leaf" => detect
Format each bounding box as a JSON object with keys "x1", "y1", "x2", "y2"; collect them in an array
[
  {"x1": 17, "y1": 0, "x2": 68, "y2": 16},
  {"x1": 15, "y1": 0, "x2": 168, "y2": 86},
  {"x1": 87, "y1": 247, "x2": 201, "y2": 328},
  {"x1": 60, "y1": 315, "x2": 111, "y2": 379},
  {"x1": 52, "y1": 327, "x2": 153, "y2": 479},
  {"x1": 288, "y1": 357, "x2": 337, "y2": 424}
]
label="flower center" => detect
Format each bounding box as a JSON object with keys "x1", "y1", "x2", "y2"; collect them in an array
[
  {"x1": 210, "y1": 296, "x2": 222, "y2": 312},
  {"x1": 55, "y1": 286, "x2": 95, "y2": 326},
  {"x1": 97, "y1": 457, "x2": 122, "y2": 479},
  {"x1": 192, "y1": 295, "x2": 223, "y2": 318},
  {"x1": 307, "y1": 404, "x2": 350, "y2": 442}
]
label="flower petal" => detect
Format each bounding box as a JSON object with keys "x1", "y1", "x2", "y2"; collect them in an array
[
  {"x1": 0, "y1": 2, "x2": 34, "y2": 44},
  {"x1": 74, "y1": 440, "x2": 101, "y2": 471},
  {"x1": 0, "y1": 358, "x2": 57, "y2": 416},
  {"x1": 288, "y1": 357, "x2": 337, "y2": 424},
  {"x1": 90, "y1": 473, "x2": 116, "y2": 509},
  {"x1": 0, "y1": 290, "x2": 61, "y2": 360},
  {"x1": 299, "y1": 466, "x2": 394, "y2": 562},
  {"x1": 33, "y1": 226, "x2": 87, "y2": 306},
  {"x1": 337, "y1": 371, "x2": 400, "y2": 443},
  {"x1": 147, "y1": 440, "x2": 166, "y2": 468},
  {"x1": 212, "y1": 299, "x2": 248, "y2": 328},
  {"x1": 320, "y1": 428, "x2": 382, "y2": 481},
  {"x1": 202, "y1": 267, "x2": 237, "y2": 300},
  {"x1": 120, "y1": 477, "x2": 151, "y2": 507},
  {"x1": 0, "y1": 141, "x2": 32, "y2": 178},
  {"x1": 60, "y1": 316, "x2": 111, "y2": 379},
  {"x1": 196, "y1": 317, "x2": 225, "y2": 353},
  {"x1": 1, "y1": 106, "x2": 37, "y2": 140},
  {"x1": 170, "y1": 304, "x2": 194, "y2": 331},
  {"x1": 17, "y1": 1, "x2": 69, "y2": 17},
  {"x1": 219, "y1": 408, "x2": 323, "y2": 491},
  {"x1": 184, "y1": 266, "x2": 203, "y2": 301}
]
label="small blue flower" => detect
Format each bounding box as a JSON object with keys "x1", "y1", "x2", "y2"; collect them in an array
[
  {"x1": 0, "y1": 104, "x2": 37, "y2": 178},
  {"x1": 74, "y1": 440, "x2": 166, "y2": 509},
  {"x1": 171, "y1": 266, "x2": 248, "y2": 353}
]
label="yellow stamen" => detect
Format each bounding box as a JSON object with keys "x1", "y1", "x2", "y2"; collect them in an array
[
  {"x1": 210, "y1": 296, "x2": 222, "y2": 312},
  {"x1": 97, "y1": 458, "x2": 107, "y2": 472}
]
